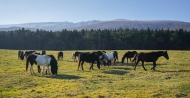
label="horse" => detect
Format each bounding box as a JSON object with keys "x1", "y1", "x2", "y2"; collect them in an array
[
  {"x1": 58, "y1": 51, "x2": 63, "y2": 60},
  {"x1": 77, "y1": 52, "x2": 103, "y2": 70},
  {"x1": 101, "y1": 51, "x2": 118, "y2": 66},
  {"x1": 131, "y1": 51, "x2": 169, "y2": 71},
  {"x1": 41, "y1": 50, "x2": 46, "y2": 55},
  {"x1": 72, "y1": 51, "x2": 82, "y2": 62},
  {"x1": 26, "y1": 54, "x2": 58, "y2": 76},
  {"x1": 121, "y1": 51, "x2": 137, "y2": 64},
  {"x1": 18, "y1": 50, "x2": 24, "y2": 60}
]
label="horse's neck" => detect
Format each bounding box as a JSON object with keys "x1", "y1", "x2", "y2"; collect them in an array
[{"x1": 155, "y1": 51, "x2": 164, "y2": 57}]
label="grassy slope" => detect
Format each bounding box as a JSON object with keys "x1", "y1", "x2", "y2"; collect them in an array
[{"x1": 0, "y1": 50, "x2": 189, "y2": 98}]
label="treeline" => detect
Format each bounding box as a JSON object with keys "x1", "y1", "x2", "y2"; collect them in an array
[{"x1": 0, "y1": 28, "x2": 190, "y2": 50}]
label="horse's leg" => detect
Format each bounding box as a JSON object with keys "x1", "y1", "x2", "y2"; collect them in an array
[
  {"x1": 30, "y1": 64, "x2": 35, "y2": 75},
  {"x1": 37, "y1": 65, "x2": 41, "y2": 73},
  {"x1": 127, "y1": 58, "x2": 128, "y2": 64},
  {"x1": 134, "y1": 60, "x2": 140, "y2": 70},
  {"x1": 108, "y1": 60, "x2": 110, "y2": 67},
  {"x1": 151, "y1": 62, "x2": 156, "y2": 70},
  {"x1": 81, "y1": 61, "x2": 84, "y2": 70},
  {"x1": 77, "y1": 60, "x2": 81, "y2": 70},
  {"x1": 142, "y1": 61, "x2": 147, "y2": 71},
  {"x1": 114, "y1": 59, "x2": 116, "y2": 65},
  {"x1": 90, "y1": 63, "x2": 94, "y2": 70},
  {"x1": 46, "y1": 65, "x2": 51, "y2": 75},
  {"x1": 103, "y1": 60, "x2": 106, "y2": 66},
  {"x1": 92, "y1": 63, "x2": 94, "y2": 70},
  {"x1": 41, "y1": 65, "x2": 45, "y2": 76}
]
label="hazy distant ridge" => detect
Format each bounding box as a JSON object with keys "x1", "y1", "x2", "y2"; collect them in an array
[{"x1": 0, "y1": 19, "x2": 190, "y2": 31}]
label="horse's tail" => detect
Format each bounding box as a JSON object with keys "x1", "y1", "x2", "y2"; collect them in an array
[
  {"x1": 26, "y1": 57, "x2": 29, "y2": 72},
  {"x1": 131, "y1": 53, "x2": 138, "y2": 62}
]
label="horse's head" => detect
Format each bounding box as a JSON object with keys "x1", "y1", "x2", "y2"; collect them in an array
[
  {"x1": 121, "y1": 57, "x2": 125, "y2": 63},
  {"x1": 51, "y1": 64, "x2": 58, "y2": 75},
  {"x1": 48, "y1": 55, "x2": 58, "y2": 75},
  {"x1": 20, "y1": 51, "x2": 25, "y2": 60},
  {"x1": 163, "y1": 51, "x2": 169, "y2": 60},
  {"x1": 113, "y1": 51, "x2": 118, "y2": 60}
]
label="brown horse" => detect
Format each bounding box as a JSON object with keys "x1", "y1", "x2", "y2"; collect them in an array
[
  {"x1": 131, "y1": 51, "x2": 169, "y2": 71},
  {"x1": 77, "y1": 52, "x2": 104, "y2": 70},
  {"x1": 57, "y1": 51, "x2": 63, "y2": 60},
  {"x1": 121, "y1": 51, "x2": 137, "y2": 64}
]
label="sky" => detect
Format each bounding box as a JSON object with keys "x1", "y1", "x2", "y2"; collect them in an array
[{"x1": 0, "y1": 0, "x2": 190, "y2": 25}]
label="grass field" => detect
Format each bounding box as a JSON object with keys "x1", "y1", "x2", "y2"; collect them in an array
[{"x1": 0, "y1": 49, "x2": 190, "y2": 98}]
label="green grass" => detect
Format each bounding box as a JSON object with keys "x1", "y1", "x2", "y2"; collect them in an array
[{"x1": 0, "y1": 50, "x2": 190, "y2": 98}]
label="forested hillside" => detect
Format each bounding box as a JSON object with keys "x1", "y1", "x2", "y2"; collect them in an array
[{"x1": 0, "y1": 28, "x2": 189, "y2": 50}]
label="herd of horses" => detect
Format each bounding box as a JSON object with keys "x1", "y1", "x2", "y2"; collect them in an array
[{"x1": 18, "y1": 50, "x2": 169, "y2": 76}]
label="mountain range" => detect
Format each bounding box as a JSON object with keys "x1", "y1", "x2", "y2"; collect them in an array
[{"x1": 0, "y1": 19, "x2": 190, "y2": 31}]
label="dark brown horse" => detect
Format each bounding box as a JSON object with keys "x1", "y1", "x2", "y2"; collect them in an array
[
  {"x1": 121, "y1": 51, "x2": 137, "y2": 64},
  {"x1": 131, "y1": 51, "x2": 169, "y2": 71},
  {"x1": 57, "y1": 51, "x2": 63, "y2": 60},
  {"x1": 77, "y1": 52, "x2": 103, "y2": 70},
  {"x1": 41, "y1": 50, "x2": 46, "y2": 55}
]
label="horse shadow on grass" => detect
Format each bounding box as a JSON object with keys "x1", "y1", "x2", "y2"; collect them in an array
[
  {"x1": 121, "y1": 63, "x2": 136, "y2": 66},
  {"x1": 155, "y1": 70, "x2": 190, "y2": 73},
  {"x1": 103, "y1": 69, "x2": 129, "y2": 75},
  {"x1": 45, "y1": 74, "x2": 83, "y2": 80}
]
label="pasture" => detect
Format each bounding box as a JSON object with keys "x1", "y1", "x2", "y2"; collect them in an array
[{"x1": 0, "y1": 50, "x2": 190, "y2": 98}]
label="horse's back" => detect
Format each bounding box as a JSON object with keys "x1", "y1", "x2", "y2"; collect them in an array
[
  {"x1": 106, "y1": 52, "x2": 114, "y2": 60},
  {"x1": 35, "y1": 55, "x2": 51, "y2": 65},
  {"x1": 137, "y1": 51, "x2": 163, "y2": 62},
  {"x1": 126, "y1": 51, "x2": 137, "y2": 57},
  {"x1": 79, "y1": 52, "x2": 97, "y2": 62}
]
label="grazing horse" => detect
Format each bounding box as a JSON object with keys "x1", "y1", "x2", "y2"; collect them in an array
[
  {"x1": 121, "y1": 51, "x2": 137, "y2": 64},
  {"x1": 42, "y1": 50, "x2": 46, "y2": 55},
  {"x1": 72, "y1": 51, "x2": 82, "y2": 62},
  {"x1": 101, "y1": 51, "x2": 118, "y2": 66},
  {"x1": 131, "y1": 51, "x2": 169, "y2": 71},
  {"x1": 18, "y1": 50, "x2": 24, "y2": 60},
  {"x1": 58, "y1": 51, "x2": 63, "y2": 60},
  {"x1": 77, "y1": 52, "x2": 103, "y2": 70},
  {"x1": 26, "y1": 54, "x2": 58, "y2": 76}
]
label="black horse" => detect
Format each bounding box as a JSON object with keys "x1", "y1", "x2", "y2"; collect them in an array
[
  {"x1": 131, "y1": 51, "x2": 169, "y2": 71},
  {"x1": 26, "y1": 54, "x2": 58, "y2": 76},
  {"x1": 77, "y1": 52, "x2": 103, "y2": 70},
  {"x1": 121, "y1": 51, "x2": 137, "y2": 64},
  {"x1": 18, "y1": 50, "x2": 24, "y2": 60},
  {"x1": 58, "y1": 51, "x2": 63, "y2": 60},
  {"x1": 42, "y1": 50, "x2": 46, "y2": 55}
]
